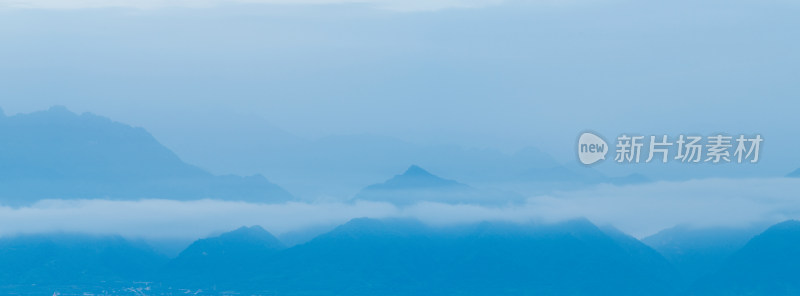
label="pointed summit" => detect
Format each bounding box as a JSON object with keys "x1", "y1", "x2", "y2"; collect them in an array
[
  {"x1": 218, "y1": 225, "x2": 283, "y2": 246},
  {"x1": 176, "y1": 226, "x2": 282, "y2": 257},
  {"x1": 163, "y1": 225, "x2": 284, "y2": 283},
  {"x1": 38, "y1": 105, "x2": 80, "y2": 120},
  {"x1": 402, "y1": 165, "x2": 433, "y2": 177},
  {"x1": 353, "y1": 165, "x2": 522, "y2": 205},
  {"x1": 371, "y1": 165, "x2": 465, "y2": 190},
  {"x1": 353, "y1": 165, "x2": 469, "y2": 205},
  {"x1": 251, "y1": 218, "x2": 676, "y2": 296}
]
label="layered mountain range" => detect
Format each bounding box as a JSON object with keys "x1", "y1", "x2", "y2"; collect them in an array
[
  {"x1": 0, "y1": 106, "x2": 662, "y2": 206},
  {"x1": 0, "y1": 218, "x2": 797, "y2": 295}
]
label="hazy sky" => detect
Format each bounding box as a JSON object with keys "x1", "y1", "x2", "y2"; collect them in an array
[
  {"x1": 1, "y1": 1, "x2": 800, "y2": 241},
  {"x1": 1, "y1": 0, "x2": 798, "y2": 170}
]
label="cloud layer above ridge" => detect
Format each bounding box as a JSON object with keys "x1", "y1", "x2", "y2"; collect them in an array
[{"x1": 1, "y1": 177, "x2": 799, "y2": 240}]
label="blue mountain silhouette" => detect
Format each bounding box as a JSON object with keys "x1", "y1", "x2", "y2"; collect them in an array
[
  {"x1": 688, "y1": 220, "x2": 800, "y2": 295},
  {"x1": 7, "y1": 219, "x2": 800, "y2": 295},
  {"x1": 354, "y1": 165, "x2": 524, "y2": 205},
  {"x1": 643, "y1": 224, "x2": 764, "y2": 284},
  {"x1": 163, "y1": 225, "x2": 284, "y2": 284},
  {"x1": 0, "y1": 233, "x2": 166, "y2": 286},
  {"x1": 370, "y1": 164, "x2": 467, "y2": 189},
  {"x1": 169, "y1": 218, "x2": 678, "y2": 295},
  {"x1": 0, "y1": 106, "x2": 293, "y2": 205}
]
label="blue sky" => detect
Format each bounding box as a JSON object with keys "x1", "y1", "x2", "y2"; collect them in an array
[{"x1": 1, "y1": 0, "x2": 799, "y2": 176}]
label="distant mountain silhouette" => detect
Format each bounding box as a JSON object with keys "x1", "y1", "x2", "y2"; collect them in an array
[
  {"x1": 354, "y1": 165, "x2": 524, "y2": 205},
  {"x1": 188, "y1": 218, "x2": 679, "y2": 295},
  {"x1": 161, "y1": 116, "x2": 640, "y2": 199},
  {"x1": 643, "y1": 224, "x2": 764, "y2": 284},
  {"x1": 517, "y1": 164, "x2": 605, "y2": 183},
  {"x1": 608, "y1": 172, "x2": 651, "y2": 185},
  {"x1": 688, "y1": 220, "x2": 800, "y2": 295},
  {"x1": 162, "y1": 225, "x2": 284, "y2": 285},
  {"x1": 0, "y1": 233, "x2": 166, "y2": 286},
  {"x1": 0, "y1": 106, "x2": 293, "y2": 205},
  {"x1": 787, "y1": 168, "x2": 800, "y2": 177},
  {"x1": 365, "y1": 165, "x2": 468, "y2": 190},
  {"x1": 161, "y1": 121, "x2": 574, "y2": 198},
  {"x1": 516, "y1": 165, "x2": 650, "y2": 189}
]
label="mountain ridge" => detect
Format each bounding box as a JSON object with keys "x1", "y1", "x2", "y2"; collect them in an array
[
  {"x1": 354, "y1": 165, "x2": 524, "y2": 205},
  {"x1": 688, "y1": 220, "x2": 800, "y2": 295},
  {"x1": 0, "y1": 106, "x2": 293, "y2": 205}
]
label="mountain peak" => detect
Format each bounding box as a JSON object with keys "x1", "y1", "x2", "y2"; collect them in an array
[
  {"x1": 689, "y1": 220, "x2": 800, "y2": 294},
  {"x1": 207, "y1": 225, "x2": 285, "y2": 250},
  {"x1": 354, "y1": 164, "x2": 527, "y2": 206},
  {"x1": 38, "y1": 105, "x2": 80, "y2": 119},
  {"x1": 47, "y1": 105, "x2": 71, "y2": 113},
  {"x1": 164, "y1": 225, "x2": 285, "y2": 282},
  {"x1": 174, "y1": 225, "x2": 284, "y2": 260},
  {"x1": 0, "y1": 106, "x2": 293, "y2": 205},
  {"x1": 222, "y1": 225, "x2": 273, "y2": 240},
  {"x1": 370, "y1": 165, "x2": 465, "y2": 190},
  {"x1": 317, "y1": 218, "x2": 429, "y2": 241},
  {"x1": 761, "y1": 219, "x2": 800, "y2": 233},
  {"x1": 403, "y1": 165, "x2": 432, "y2": 177}
]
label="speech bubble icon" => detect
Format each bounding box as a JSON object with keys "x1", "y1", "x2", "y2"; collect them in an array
[{"x1": 578, "y1": 132, "x2": 608, "y2": 165}]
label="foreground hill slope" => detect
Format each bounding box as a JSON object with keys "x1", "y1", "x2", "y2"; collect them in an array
[
  {"x1": 0, "y1": 233, "x2": 167, "y2": 285},
  {"x1": 688, "y1": 220, "x2": 800, "y2": 295},
  {"x1": 162, "y1": 225, "x2": 285, "y2": 284},
  {"x1": 643, "y1": 224, "x2": 765, "y2": 284},
  {"x1": 173, "y1": 218, "x2": 679, "y2": 295}
]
